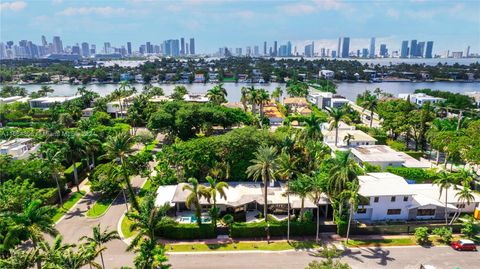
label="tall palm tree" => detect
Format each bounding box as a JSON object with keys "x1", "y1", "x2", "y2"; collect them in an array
[
  {"x1": 55, "y1": 244, "x2": 102, "y2": 269},
  {"x1": 328, "y1": 151, "x2": 359, "y2": 217},
  {"x1": 450, "y1": 185, "x2": 475, "y2": 225},
  {"x1": 343, "y1": 133, "x2": 354, "y2": 147},
  {"x1": 83, "y1": 132, "x2": 102, "y2": 170},
  {"x1": 276, "y1": 150, "x2": 298, "y2": 241},
  {"x1": 360, "y1": 94, "x2": 378, "y2": 127},
  {"x1": 63, "y1": 132, "x2": 86, "y2": 192},
  {"x1": 246, "y1": 145, "x2": 279, "y2": 222},
  {"x1": 39, "y1": 85, "x2": 54, "y2": 97},
  {"x1": 257, "y1": 88, "x2": 270, "y2": 118},
  {"x1": 10, "y1": 200, "x2": 58, "y2": 269},
  {"x1": 301, "y1": 113, "x2": 323, "y2": 141},
  {"x1": 287, "y1": 174, "x2": 312, "y2": 222},
  {"x1": 341, "y1": 181, "x2": 359, "y2": 243},
  {"x1": 43, "y1": 148, "x2": 65, "y2": 207},
  {"x1": 308, "y1": 173, "x2": 326, "y2": 242},
  {"x1": 80, "y1": 225, "x2": 120, "y2": 269},
  {"x1": 249, "y1": 86, "x2": 259, "y2": 116},
  {"x1": 205, "y1": 176, "x2": 229, "y2": 227},
  {"x1": 271, "y1": 87, "x2": 283, "y2": 103},
  {"x1": 0, "y1": 247, "x2": 39, "y2": 269},
  {"x1": 327, "y1": 107, "x2": 348, "y2": 147},
  {"x1": 433, "y1": 172, "x2": 456, "y2": 224},
  {"x1": 240, "y1": 86, "x2": 249, "y2": 112},
  {"x1": 183, "y1": 178, "x2": 210, "y2": 226},
  {"x1": 133, "y1": 238, "x2": 170, "y2": 269},
  {"x1": 206, "y1": 83, "x2": 228, "y2": 105},
  {"x1": 102, "y1": 132, "x2": 139, "y2": 211},
  {"x1": 38, "y1": 235, "x2": 75, "y2": 268}
]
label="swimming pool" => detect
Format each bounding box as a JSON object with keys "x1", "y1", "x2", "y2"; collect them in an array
[{"x1": 177, "y1": 215, "x2": 212, "y2": 224}]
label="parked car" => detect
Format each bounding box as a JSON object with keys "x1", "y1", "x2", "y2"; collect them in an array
[{"x1": 451, "y1": 239, "x2": 477, "y2": 251}]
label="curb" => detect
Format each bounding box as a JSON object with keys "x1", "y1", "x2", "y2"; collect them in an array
[{"x1": 54, "y1": 191, "x2": 89, "y2": 225}]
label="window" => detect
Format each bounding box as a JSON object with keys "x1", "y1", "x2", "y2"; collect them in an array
[
  {"x1": 403, "y1": 196, "x2": 409, "y2": 202},
  {"x1": 417, "y1": 209, "x2": 435, "y2": 216},
  {"x1": 374, "y1": 197, "x2": 379, "y2": 203},
  {"x1": 387, "y1": 209, "x2": 401, "y2": 215},
  {"x1": 457, "y1": 204, "x2": 466, "y2": 209},
  {"x1": 391, "y1": 196, "x2": 396, "y2": 202},
  {"x1": 357, "y1": 208, "x2": 367, "y2": 214}
]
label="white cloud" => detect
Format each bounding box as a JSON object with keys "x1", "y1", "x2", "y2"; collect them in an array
[
  {"x1": 0, "y1": 1, "x2": 27, "y2": 11},
  {"x1": 57, "y1": 6, "x2": 127, "y2": 16},
  {"x1": 278, "y1": 0, "x2": 346, "y2": 16}
]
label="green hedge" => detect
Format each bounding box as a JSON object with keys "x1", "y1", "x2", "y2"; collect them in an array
[
  {"x1": 385, "y1": 166, "x2": 436, "y2": 183},
  {"x1": 372, "y1": 135, "x2": 387, "y2": 145},
  {"x1": 156, "y1": 224, "x2": 216, "y2": 240},
  {"x1": 230, "y1": 221, "x2": 317, "y2": 238},
  {"x1": 64, "y1": 162, "x2": 86, "y2": 184},
  {"x1": 405, "y1": 151, "x2": 423, "y2": 160}
]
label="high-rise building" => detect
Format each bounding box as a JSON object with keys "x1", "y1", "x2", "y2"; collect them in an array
[
  {"x1": 235, "y1": 48, "x2": 242, "y2": 56},
  {"x1": 400, "y1": 41, "x2": 409, "y2": 58},
  {"x1": 337, "y1": 37, "x2": 342, "y2": 58},
  {"x1": 278, "y1": 45, "x2": 287, "y2": 57},
  {"x1": 180, "y1": 38, "x2": 185, "y2": 55},
  {"x1": 81, "y1": 42, "x2": 89, "y2": 57},
  {"x1": 341, "y1": 37, "x2": 350, "y2": 58},
  {"x1": 41, "y1": 35, "x2": 47, "y2": 46},
  {"x1": 189, "y1": 38, "x2": 195, "y2": 55},
  {"x1": 379, "y1": 44, "x2": 387, "y2": 57},
  {"x1": 287, "y1": 41, "x2": 292, "y2": 57},
  {"x1": 127, "y1": 42, "x2": 132, "y2": 55},
  {"x1": 273, "y1": 41, "x2": 278, "y2": 56},
  {"x1": 104, "y1": 42, "x2": 111, "y2": 54},
  {"x1": 409, "y1": 40, "x2": 417, "y2": 58},
  {"x1": 52, "y1": 36, "x2": 63, "y2": 53},
  {"x1": 369, "y1": 37, "x2": 375, "y2": 58},
  {"x1": 304, "y1": 42, "x2": 314, "y2": 57},
  {"x1": 146, "y1": 42, "x2": 152, "y2": 54},
  {"x1": 466, "y1": 45, "x2": 470, "y2": 58},
  {"x1": 263, "y1": 41, "x2": 267, "y2": 55},
  {"x1": 320, "y1": 48, "x2": 326, "y2": 57},
  {"x1": 253, "y1": 45, "x2": 259, "y2": 56},
  {"x1": 332, "y1": 50, "x2": 337, "y2": 58},
  {"x1": 362, "y1": 48, "x2": 368, "y2": 58},
  {"x1": 71, "y1": 45, "x2": 81, "y2": 55},
  {"x1": 90, "y1": 44, "x2": 96, "y2": 55},
  {"x1": 425, "y1": 41, "x2": 433, "y2": 58},
  {"x1": 417, "y1": 41, "x2": 425, "y2": 57}
]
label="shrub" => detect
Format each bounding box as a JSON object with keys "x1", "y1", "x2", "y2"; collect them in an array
[
  {"x1": 385, "y1": 167, "x2": 437, "y2": 183},
  {"x1": 222, "y1": 214, "x2": 234, "y2": 226},
  {"x1": 64, "y1": 162, "x2": 86, "y2": 184},
  {"x1": 461, "y1": 217, "x2": 479, "y2": 239},
  {"x1": 432, "y1": 227, "x2": 452, "y2": 244},
  {"x1": 303, "y1": 211, "x2": 313, "y2": 222},
  {"x1": 230, "y1": 221, "x2": 316, "y2": 238},
  {"x1": 156, "y1": 224, "x2": 216, "y2": 240},
  {"x1": 387, "y1": 139, "x2": 407, "y2": 151},
  {"x1": 364, "y1": 162, "x2": 382, "y2": 172},
  {"x1": 405, "y1": 151, "x2": 423, "y2": 160},
  {"x1": 414, "y1": 227, "x2": 430, "y2": 245}
]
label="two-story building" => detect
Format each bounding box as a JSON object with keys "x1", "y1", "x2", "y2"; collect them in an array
[{"x1": 398, "y1": 93, "x2": 445, "y2": 106}]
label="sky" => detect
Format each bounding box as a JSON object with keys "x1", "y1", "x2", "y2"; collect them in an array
[{"x1": 1, "y1": 0, "x2": 479, "y2": 55}]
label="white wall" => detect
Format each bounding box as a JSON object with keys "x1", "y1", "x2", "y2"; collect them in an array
[{"x1": 358, "y1": 195, "x2": 413, "y2": 221}]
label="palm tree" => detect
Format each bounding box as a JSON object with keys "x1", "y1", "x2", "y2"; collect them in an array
[
  {"x1": 249, "y1": 86, "x2": 259, "y2": 116},
  {"x1": 0, "y1": 247, "x2": 39, "y2": 269},
  {"x1": 38, "y1": 235, "x2": 75, "y2": 268},
  {"x1": 276, "y1": 150, "x2": 298, "y2": 241},
  {"x1": 327, "y1": 107, "x2": 348, "y2": 147},
  {"x1": 55, "y1": 244, "x2": 102, "y2": 269},
  {"x1": 271, "y1": 87, "x2": 283, "y2": 103},
  {"x1": 102, "y1": 132, "x2": 139, "y2": 211},
  {"x1": 341, "y1": 181, "x2": 359, "y2": 243},
  {"x1": 301, "y1": 113, "x2": 323, "y2": 141},
  {"x1": 63, "y1": 132, "x2": 86, "y2": 192},
  {"x1": 287, "y1": 174, "x2": 312, "y2": 222},
  {"x1": 205, "y1": 176, "x2": 229, "y2": 227},
  {"x1": 206, "y1": 83, "x2": 227, "y2": 105},
  {"x1": 43, "y1": 148, "x2": 65, "y2": 207},
  {"x1": 240, "y1": 87, "x2": 249, "y2": 112},
  {"x1": 328, "y1": 151, "x2": 359, "y2": 217},
  {"x1": 127, "y1": 194, "x2": 171, "y2": 251},
  {"x1": 83, "y1": 133, "x2": 102, "y2": 170},
  {"x1": 80, "y1": 225, "x2": 120, "y2": 269},
  {"x1": 433, "y1": 172, "x2": 456, "y2": 224},
  {"x1": 11, "y1": 200, "x2": 57, "y2": 269},
  {"x1": 246, "y1": 145, "x2": 278, "y2": 222},
  {"x1": 257, "y1": 88, "x2": 270, "y2": 118},
  {"x1": 450, "y1": 185, "x2": 475, "y2": 225},
  {"x1": 343, "y1": 133, "x2": 354, "y2": 147},
  {"x1": 133, "y1": 238, "x2": 170, "y2": 269},
  {"x1": 308, "y1": 173, "x2": 326, "y2": 242},
  {"x1": 183, "y1": 178, "x2": 210, "y2": 226},
  {"x1": 39, "y1": 85, "x2": 54, "y2": 97},
  {"x1": 360, "y1": 94, "x2": 378, "y2": 127}
]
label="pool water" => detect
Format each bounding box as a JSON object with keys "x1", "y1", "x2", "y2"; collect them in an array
[{"x1": 178, "y1": 215, "x2": 212, "y2": 223}]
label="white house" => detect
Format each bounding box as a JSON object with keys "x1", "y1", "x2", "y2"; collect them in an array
[
  {"x1": 307, "y1": 91, "x2": 349, "y2": 110},
  {"x1": 319, "y1": 70, "x2": 335, "y2": 80},
  {"x1": 182, "y1": 93, "x2": 209, "y2": 103},
  {"x1": 0, "y1": 138, "x2": 38, "y2": 159},
  {"x1": 106, "y1": 95, "x2": 136, "y2": 118},
  {"x1": 0, "y1": 96, "x2": 30, "y2": 105},
  {"x1": 398, "y1": 93, "x2": 445, "y2": 106},
  {"x1": 350, "y1": 145, "x2": 431, "y2": 170},
  {"x1": 29, "y1": 96, "x2": 81, "y2": 109},
  {"x1": 354, "y1": 173, "x2": 480, "y2": 222},
  {"x1": 321, "y1": 122, "x2": 377, "y2": 148}
]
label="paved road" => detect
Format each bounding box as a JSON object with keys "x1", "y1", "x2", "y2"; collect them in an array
[
  {"x1": 54, "y1": 175, "x2": 145, "y2": 268},
  {"x1": 168, "y1": 246, "x2": 479, "y2": 269}
]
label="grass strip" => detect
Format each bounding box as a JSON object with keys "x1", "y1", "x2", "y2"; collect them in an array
[
  {"x1": 345, "y1": 237, "x2": 415, "y2": 247},
  {"x1": 121, "y1": 215, "x2": 136, "y2": 238},
  {"x1": 52, "y1": 191, "x2": 86, "y2": 222},
  {"x1": 166, "y1": 241, "x2": 322, "y2": 252},
  {"x1": 86, "y1": 196, "x2": 115, "y2": 218}
]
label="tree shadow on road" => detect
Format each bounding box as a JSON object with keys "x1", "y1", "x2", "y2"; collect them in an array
[
  {"x1": 360, "y1": 246, "x2": 395, "y2": 266},
  {"x1": 340, "y1": 248, "x2": 364, "y2": 263}
]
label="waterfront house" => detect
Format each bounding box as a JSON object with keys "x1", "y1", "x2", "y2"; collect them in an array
[
  {"x1": 307, "y1": 91, "x2": 349, "y2": 110},
  {"x1": 398, "y1": 93, "x2": 445, "y2": 106},
  {"x1": 29, "y1": 95, "x2": 81, "y2": 109},
  {"x1": 0, "y1": 138, "x2": 38, "y2": 159}
]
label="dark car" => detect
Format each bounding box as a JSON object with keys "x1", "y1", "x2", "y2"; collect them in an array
[{"x1": 451, "y1": 239, "x2": 477, "y2": 251}]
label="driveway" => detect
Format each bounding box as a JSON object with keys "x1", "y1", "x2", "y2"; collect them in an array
[{"x1": 168, "y1": 246, "x2": 479, "y2": 269}]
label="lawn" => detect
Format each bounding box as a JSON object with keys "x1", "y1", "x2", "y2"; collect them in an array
[
  {"x1": 345, "y1": 237, "x2": 416, "y2": 247},
  {"x1": 121, "y1": 215, "x2": 136, "y2": 238},
  {"x1": 52, "y1": 191, "x2": 86, "y2": 222},
  {"x1": 86, "y1": 196, "x2": 115, "y2": 218},
  {"x1": 166, "y1": 241, "x2": 322, "y2": 252}
]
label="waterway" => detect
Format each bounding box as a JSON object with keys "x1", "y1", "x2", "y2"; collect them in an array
[{"x1": 4, "y1": 81, "x2": 479, "y2": 102}]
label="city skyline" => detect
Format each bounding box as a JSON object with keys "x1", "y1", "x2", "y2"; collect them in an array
[{"x1": 1, "y1": 0, "x2": 479, "y2": 55}]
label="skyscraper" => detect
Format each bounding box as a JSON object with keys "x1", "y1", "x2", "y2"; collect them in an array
[
  {"x1": 81, "y1": 42, "x2": 89, "y2": 57},
  {"x1": 369, "y1": 37, "x2": 375, "y2": 58},
  {"x1": 273, "y1": 41, "x2": 277, "y2": 56},
  {"x1": 180, "y1": 38, "x2": 185, "y2": 55},
  {"x1": 41, "y1": 35, "x2": 47, "y2": 46},
  {"x1": 104, "y1": 42, "x2": 111, "y2": 54},
  {"x1": 189, "y1": 38, "x2": 195, "y2": 55},
  {"x1": 362, "y1": 48, "x2": 368, "y2": 58},
  {"x1": 466, "y1": 45, "x2": 470, "y2": 58},
  {"x1": 52, "y1": 36, "x2": 63, "y2": 53},
  {"x1": 400, "y1": 41, "x2": 409, "y2": 58},
  {"x1": 146, "y1": 42, "x2": 152, "y2": 54},
  {"x1": 425, "y1": 41, "x2": 433, "y2": 58},
  {"x1": 287, "y1": 41, "x2": 292, "y2": 57},
  {"x1": 337, "y1": 37, "x2": 342, "y2": 58},
  {"x1": 71, "y1": 45, "x2": 81, "y2": 55},
  {"x1": 127, "y1": 42, "x2": 132, "y2": 55},
  {"x1": 90, "y1": 44, "x2": 96, "y2": 55},
  {"x1": 304, "y1": 42, "x2": 314, "y2": 57},
  {"x1": 263, "y1": 41, "x2": 267, "y2": 55},
  {"x1": 416, "y1": 41, "x2": 425, "y2": 57},
  {"x1": 253, "y1": 45, "x2": 259, "y2": 56},
  {"x1": 379, "y1": 44, "x2": 387, "y2": 57},
  {"x1": 341, "y1": 37, "x2": 350, "y2": 58},
  {"x1": 409, "y1": 40, "x2": 417, "y2": 58}
]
